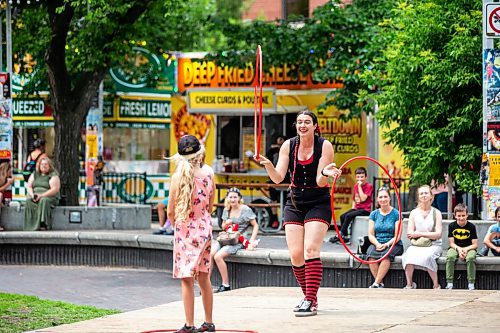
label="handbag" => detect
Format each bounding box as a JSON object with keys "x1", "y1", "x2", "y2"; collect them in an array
[
  {"x1": 216, "y1": 231, "x2": 240, "y2": 246},
  {"x1": 357, "y1": 235, "x2": 372, "y2": 254},
  {"x1": 356, "y1": 235, "x2": 372, "y2": 260},
  {"x1": 410, "y1": 208, "x2": 437, "y2": 247},
  {"x1": 411, "y1": 237, "x2": 432, "y2": 247}
]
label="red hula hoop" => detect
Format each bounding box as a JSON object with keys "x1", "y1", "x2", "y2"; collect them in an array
[
  {"x1": 141, "y1": 328, "x2": 259, "y2": 333},
  {"x1": 254, "y1": 45, "x2": 263, "y2": 157},
  {"x1": 331, "y1": 156, "x2": 404, "y2": 265}
]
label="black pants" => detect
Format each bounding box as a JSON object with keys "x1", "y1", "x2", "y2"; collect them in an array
[{"x1": 339, "y1": 209, "x2": 370, "y2": 236}]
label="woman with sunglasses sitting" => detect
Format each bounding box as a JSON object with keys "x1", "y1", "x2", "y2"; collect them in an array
[
  {"x1": 366, "y1": 187, "x2": 404, "y2": 288},
  {"x1": 211, "y1": 187, "x2": 259, "y2": 293},
  {"x1": 257, "y1": 110, "x2": 341, "y2": 317}
]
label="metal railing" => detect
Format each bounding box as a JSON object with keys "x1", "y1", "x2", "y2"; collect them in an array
[{"x1": 102, "y1": 172, "x2": 148, "y2": 204}]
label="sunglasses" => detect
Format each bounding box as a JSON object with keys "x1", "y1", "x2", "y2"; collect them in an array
[{"x1": 227, "y1": 188, "x2": 242, "y2": 197}]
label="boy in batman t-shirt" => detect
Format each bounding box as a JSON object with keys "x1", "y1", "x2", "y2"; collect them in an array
[{"x1": 446, "y1": 203, "x2": 478, "y2": 290}]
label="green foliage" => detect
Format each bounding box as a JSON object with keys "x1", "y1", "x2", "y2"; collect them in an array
[
  {"x1": 10, "y1": 0, "x2": 247, "y2": 95},
  {"x1": 0, "y1": 292, "x2": 119, "y2": 333},
  {"x1": 7, "y1": 0, "x2": 246, "y2": 204},
  {"x1": 311, "y1": 0, "x2": 395, "y2": 116},
  {"x1": 207, "y1": 0, "x2": 394, "y2": 116},
  {"x1": 210, "y1": 0, "x2": 483, "y2": 194},
  {"x1": 373, "y1": 0, "x2": 482, "y2": 193}
]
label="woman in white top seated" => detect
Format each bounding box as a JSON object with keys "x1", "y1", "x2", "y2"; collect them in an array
[{"x1": 402, "y1": 185, "x2": 443, "y2": 289}]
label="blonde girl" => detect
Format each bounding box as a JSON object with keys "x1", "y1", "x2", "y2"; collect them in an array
[{"x1": 167, "y1": 135, "x2": 215, "y2": 333}]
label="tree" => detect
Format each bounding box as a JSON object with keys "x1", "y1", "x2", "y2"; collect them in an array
[
  {"x1": 205, "y1": 0, "x2": 394, "y2": 117},
  {"x1": 212, "y1": 0, "x2": 483, "y2": 200},
  {"x1": 372, "y1": 0, "x2": 482, "y2": 198},
  {"x1": 10, "y1": 0, "x2": 242, "y2": 204}
]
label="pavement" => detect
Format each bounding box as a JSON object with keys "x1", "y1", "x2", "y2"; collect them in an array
[
  {"x1": 27, "y1": 287, "x2": 500, "y2": 333},
  {"x1": 0, "y1": 265, "x2": 183, "y2": 312},
  {"x1": 6, "y1": 224, "x2": 499, "y2": 332}
]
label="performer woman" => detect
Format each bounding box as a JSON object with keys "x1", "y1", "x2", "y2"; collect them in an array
[{"x1": 257, "y1": 110, "x2": 341, "y2": 317}]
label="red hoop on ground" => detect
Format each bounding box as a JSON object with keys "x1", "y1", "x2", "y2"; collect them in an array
[
  {"x1": 331, "y1": 156, "x2": 403, "y2": 265},
  {"x1": 254, "y1": 45, "x2": 263, "y2": 157},
  {"x1": 141, "y1": 329, "x2": 258, "y2": 333}
]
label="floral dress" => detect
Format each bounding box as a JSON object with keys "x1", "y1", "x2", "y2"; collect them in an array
[{"x1": 173, "y1": 171, "x2": 213, "y2": 278}]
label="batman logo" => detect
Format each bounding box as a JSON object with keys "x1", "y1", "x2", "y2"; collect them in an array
[{"x1": 452, "y1": 228, "x2": 470, "y2": 240}]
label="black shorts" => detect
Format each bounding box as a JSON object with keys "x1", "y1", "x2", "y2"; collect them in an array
[{"x1": 283, "y1": 198, "x2": 332, "y2": 228}]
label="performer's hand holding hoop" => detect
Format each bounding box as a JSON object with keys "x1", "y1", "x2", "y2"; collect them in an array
[{"x1": 321, "y1": 162, "x2": 342, "y2": 179}]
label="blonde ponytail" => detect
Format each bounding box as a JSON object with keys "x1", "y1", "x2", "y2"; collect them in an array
[{"x1": 171, "y1": 146, "x2": 205, "y2": 223}]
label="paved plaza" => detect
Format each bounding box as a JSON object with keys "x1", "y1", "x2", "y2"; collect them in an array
[
  {"x1": 25, "y1": 287, "x2": 500, "y2": 333},
  {"x1": 2, "y1": 227, "x2": 498, "y2": 332},
  {"x1": 0, "y1": 265, "x2": 182, "y2": 312}
]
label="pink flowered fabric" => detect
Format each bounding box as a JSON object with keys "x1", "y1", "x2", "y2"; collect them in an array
[{"x1": 173, "y1": 173, "x2": 213, "y2": 278}]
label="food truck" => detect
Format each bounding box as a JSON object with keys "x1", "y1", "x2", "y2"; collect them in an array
[
  {"x1": 169, "y1": 52, "x2": 410, "y2": 227},
  {"x1": 7, "y1": 49, "x2": 410, "y2": 221}
]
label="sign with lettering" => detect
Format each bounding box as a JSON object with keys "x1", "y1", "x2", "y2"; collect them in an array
[
  {"x1": 178, "y1": 56, "x2": 341, "y2": 93},
  {"x1": 187, "y1": 88, "x2": 276, "y2": 114},
  {"x1": 0, "y1": 73, "x2": 12, "y2": 160},
  {"x1": 489, "y1": 154, "x2": 500, "y2": 186},
  {"x1": 11, "y1": 99, "x2": 54, "y2": 127},
  {"x1": 119, "y1": 99, "x2": 170, "y2": 119},
  {"x1": 103, "y1": 96, "x2": 171, "y2": 129}
]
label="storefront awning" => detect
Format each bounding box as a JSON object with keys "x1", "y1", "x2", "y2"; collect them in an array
[
  {"x1": 104, "y1": 122, "x2": 170, "y2": 129},
  {"x1": 13, "y1": 98, "x2": 54, "y2": 128},
  {"x1": 103, "y1": 94, "x2": 171, "y2": 129},
  {"x1": 186, "y1": 88, "x2": 276, "y2": 115}
]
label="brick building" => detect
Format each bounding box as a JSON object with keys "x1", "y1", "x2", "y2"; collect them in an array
[{"x1": 242, "y1": 0, "x2": 330, "y2": 21}]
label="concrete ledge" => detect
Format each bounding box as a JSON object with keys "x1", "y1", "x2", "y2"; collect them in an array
[
  {"x1": 2, "y1": 232, "x2": 500, "y2": 289},
  {"x1": 0, "y1": 205, "x2": 151, "y2": 230},
  {"x1": 0, "y1": 231, "x2": 171, "y2": 249},
  {"x1": 2, "y1": 231, "x2": 499, "y2": 270}
]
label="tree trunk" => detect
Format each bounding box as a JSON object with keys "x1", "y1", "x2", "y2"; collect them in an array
[
  {"x1": 53, "y1": 109, "x2": 85, "y2": 205},
  {"x1": 43, "y1": 0, "x2": 154, "y2": 204}
]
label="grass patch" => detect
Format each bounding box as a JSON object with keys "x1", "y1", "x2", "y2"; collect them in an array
[{"x1": 0, "y1": 293, "x2": 120, "y2": 333}]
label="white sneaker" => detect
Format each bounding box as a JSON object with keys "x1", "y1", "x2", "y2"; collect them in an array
[
  {"x1": 468, "y1": 283, "x2": 475, "y2": 290},
  {"x1": 403, "y1": 282, "x2": 417, "y2": 289},
  {"x1": 445, "y1": 283, "x2": 453, "y2": 290},
  {"x1": 369, "y1": 282, "x2": 384, "y2": 288}
]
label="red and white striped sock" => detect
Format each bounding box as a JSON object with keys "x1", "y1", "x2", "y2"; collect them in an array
[{"x1": 305, "y1": 258, "x2": 323, "y2": 303}]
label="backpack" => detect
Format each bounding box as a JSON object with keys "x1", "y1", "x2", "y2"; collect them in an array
[{"x1": 22, "y1": 153, "x2": 42, "y2": 182}]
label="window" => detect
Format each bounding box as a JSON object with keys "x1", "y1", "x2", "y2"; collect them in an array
[
  {"x1": 285, "y1": 0, "x2": 309, "y2": 19},
  {"x1": 103, "y1": 128, "x2": 169, "y2": 161}
]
